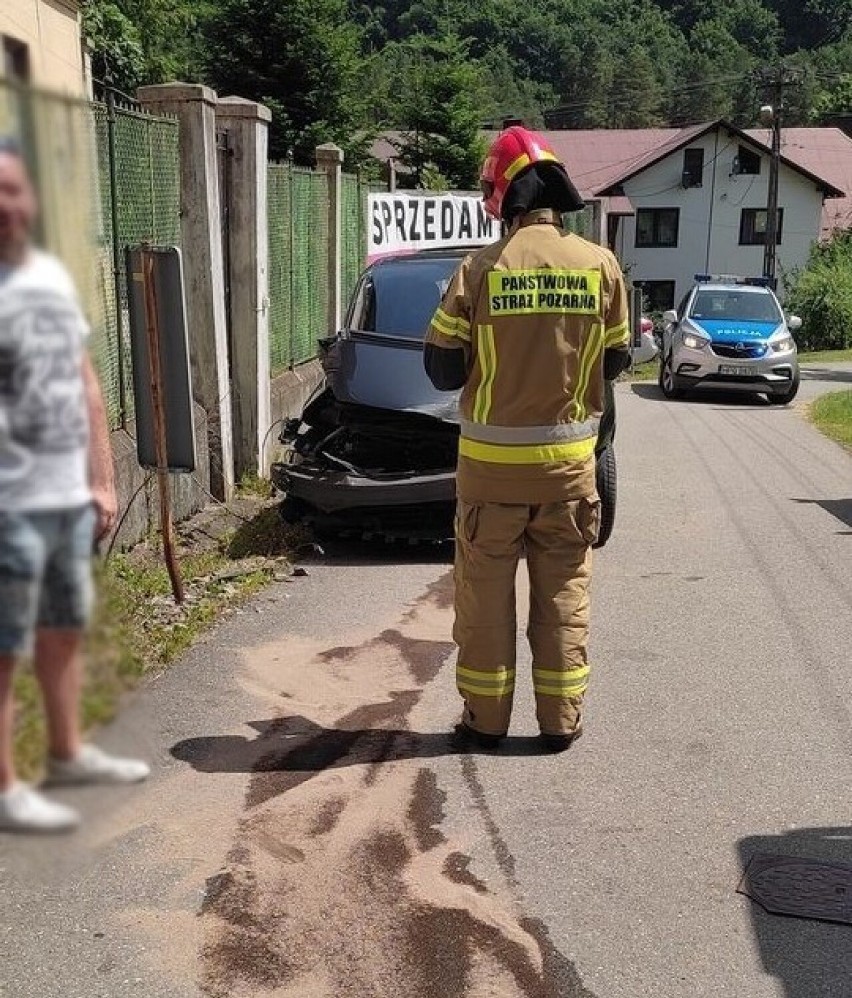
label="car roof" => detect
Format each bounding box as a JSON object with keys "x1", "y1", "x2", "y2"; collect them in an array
[
  {"x1": 691, "y1": 283, "x2": 774, "y2": 294},
  {"x1": 370, "y1": 246, "x2": 485, "y2": 269}
]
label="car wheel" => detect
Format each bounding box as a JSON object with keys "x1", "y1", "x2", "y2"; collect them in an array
[
  {"x1": 593, "y1": 444, "x2": 617, "y2": 550},
  {"x1": 766, "y1": 372, "x2": 800, "y2": 406},
  {"x1": 658, "y1": 352, "x2": 686, "y2": 399}
]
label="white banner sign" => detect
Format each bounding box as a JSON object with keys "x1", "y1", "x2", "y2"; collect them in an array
[{"x1": 368, "y1": 193, "x2": 500, "y2": 260}]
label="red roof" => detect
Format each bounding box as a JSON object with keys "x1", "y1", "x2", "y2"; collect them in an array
[{"x1": 760, "y1": 127, "x2": 852, "y2": 237}]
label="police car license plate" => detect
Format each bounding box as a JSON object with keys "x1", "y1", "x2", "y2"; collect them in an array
[{"x1": 719, "y1": 364, "x2": 753, "y2": 376}]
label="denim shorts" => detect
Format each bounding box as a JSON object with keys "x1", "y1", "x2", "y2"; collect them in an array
[{"x1": 0, "y1": 504, "x2": 96, "y2": 655}]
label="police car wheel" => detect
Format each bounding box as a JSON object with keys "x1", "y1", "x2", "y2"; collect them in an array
[
  {"x1": 766, "y1": 373, "x2": 800, "y2": 406},
  {"x1": 659, "y1": 353, "x2": 686, "y2": 400},
  {"x1": 593, "y1": 444, "x2": 617, "y2": 550}
]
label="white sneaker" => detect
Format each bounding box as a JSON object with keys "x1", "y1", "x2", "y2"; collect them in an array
[
  {"x1": 0, "y1": 783, "x2": 80, "y2": 833},
  {"x1": 46, "y1": 744, "x2": 151, "y2": 787}
]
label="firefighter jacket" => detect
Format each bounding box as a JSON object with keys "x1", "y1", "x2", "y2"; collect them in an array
[{"x1": 425, "y1": 209, "x2": 630, "y2": 504}]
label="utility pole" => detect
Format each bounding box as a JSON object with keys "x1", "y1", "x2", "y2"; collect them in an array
[{"x1": 756, "y1": 65, "x2": 802, "y2": 286}]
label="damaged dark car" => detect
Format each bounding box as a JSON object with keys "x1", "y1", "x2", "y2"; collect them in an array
[{"x1": 271, "y1": 248, "x2": 618, "y2": 545}]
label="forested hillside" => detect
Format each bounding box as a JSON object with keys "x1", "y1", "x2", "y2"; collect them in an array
[{"x1": 85, "y1": 0, "x2": 852, "y2": 182}]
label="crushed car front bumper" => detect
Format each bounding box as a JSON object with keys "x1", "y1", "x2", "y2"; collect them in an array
[{"x1": 270, "y1": 462, "x2": 456, "y2": 511}]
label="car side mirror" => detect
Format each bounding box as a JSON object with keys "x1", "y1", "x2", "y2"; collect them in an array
[
  {"x1": 787, "y1": 315, "x2": 802, "y2": 331},
  {"x1": 662, "y1": 309, "x2": 678, "y2": 325}
]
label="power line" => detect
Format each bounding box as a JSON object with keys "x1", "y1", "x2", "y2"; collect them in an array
[
  {"x1": 544, "y1": 73, "x2": 753, "y2": 118},
  {"x1": 623, "y1": 139, "x2": 736, "y2": 199}
]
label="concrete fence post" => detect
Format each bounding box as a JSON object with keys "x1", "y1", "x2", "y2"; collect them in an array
[
  {"x1": 136, "y1": 82, "x2": 234, "y2": 500},
  {"x1": 315, "y1": 143, "x2": 344, "y2": 332},
  {"x1": 216, "y1": 97, "x2": 273, "y2": 478}
]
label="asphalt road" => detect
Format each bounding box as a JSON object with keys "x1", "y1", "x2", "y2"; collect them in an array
[{"x1": 2, "y1": 364, "x2": 852, "y2": 998}]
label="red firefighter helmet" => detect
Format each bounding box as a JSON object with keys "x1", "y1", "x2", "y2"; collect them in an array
[{"x1": 480, "y1": 126, "x2": 583, "y2": 220}]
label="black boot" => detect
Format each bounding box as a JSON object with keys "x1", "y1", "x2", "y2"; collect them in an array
[
  {"x1": 453, "y1": 722, "x2": 504, "y2": 750},
  {"x1": 540, "y1": 727, "x2": 583, "y2": 753}
]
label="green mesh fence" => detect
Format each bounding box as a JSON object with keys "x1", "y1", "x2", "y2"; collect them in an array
[
  {"x1": 341, "y1": 174, "x2": 365, "y2": 306},
  {"x1": 267, "y1": 163, "x2": 331, "y2": 375},
  {"x1": 268, "y1": 164, "x2": 293, "y2": 371},
  {"x1": 93, "y1": 101, "x2": 181, "y2": 426},
  {"x1": 90, "y1": 103, "x2": 122, "y2": 429},
  {"x1": 292, "y1": 168, "x2": 330, "y2": 362}
]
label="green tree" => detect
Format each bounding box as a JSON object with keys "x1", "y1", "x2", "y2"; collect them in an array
[
  {"x1": 767, "y1": 0, "x2": 852, "y2": 53},
  {"x1": 380, "y1": 34, "x2": 488, "y2": 189},
  {"x1": 785, "y1": 230, "x2": 852, "y2": 350},
  {"x1": 203, "y1": 0, "x2": 370, "y2": 164},
  {"x1": 672, "y1": 19, "x2": 758, "y2": 122},
  {"x1": 82, "y1": 0, "x2": 205, "y2": 91},
  {"x1": 82, "y1": 2, "x2": 144, "y2": 90}
]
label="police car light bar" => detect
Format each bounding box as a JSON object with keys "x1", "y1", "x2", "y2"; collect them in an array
[{"x1": 694, "y1": 274, "x2": 774, "y2": 288}]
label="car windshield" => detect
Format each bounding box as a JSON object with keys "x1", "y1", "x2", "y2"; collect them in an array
[
  {"x1": 356, "y1": 257, "x2": 463, "y2": 339},
  {"x1": 690, "y1": 288, "x2": 782, "y2": 323}
]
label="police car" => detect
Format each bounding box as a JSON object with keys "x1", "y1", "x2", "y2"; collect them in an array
[{"x1": 658, "y1": 275, "x2": 801, "y2": 404}]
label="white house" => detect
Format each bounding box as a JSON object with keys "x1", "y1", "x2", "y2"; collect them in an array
[{"x1": 593, "y1": 121, "x2": 848, "y2": 310}]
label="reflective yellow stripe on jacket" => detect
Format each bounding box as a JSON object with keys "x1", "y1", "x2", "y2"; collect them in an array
[
  {"x1": 473, "y1": 324, "x2": 497, "y2": 423},
  {"x1": 604, "y1": 319, "x2": 630, "y2": 348},
  {"x1": 572, "y1": 323, "x2": 605, "y2": 422},
  {"x1": 431, "y1": 308, "x2": 471, "y2": 342},
  {"x1": 459, "y1": 437, "x2": 597, "y2": 465}
]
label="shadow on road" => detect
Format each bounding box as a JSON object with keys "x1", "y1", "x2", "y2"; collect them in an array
[
  {"x1": 738, "y1": 827, "x2": 852, "y2": 998},
  {"x1": 629, "y1": 383, "x2": 663, "y2": 401},
  {"x1": 800, "y1": 367, "x2": 852, "y2": 384},
  {"x1": 791, "y1": 498, "x2": 852, "y2": 532},
  {"x1": 630, "y1": 383, "x2": 771, "y2": 407},
  {"x1": 172, "y1": 717, "x2": 549, "y2": 782}
]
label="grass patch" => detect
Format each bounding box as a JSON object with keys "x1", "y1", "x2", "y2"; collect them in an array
[
  {"x1": 623, "y1": 360, "x2": 658, "y2": 382},
  {"x1": 809, "y1": 390, "x2": 852, "y2": 451},
  {"x1": 799, "y1": 349, "x2": 852, "y2": 365},
  {"x1": 237, "y1": 471, "x2": 276, "y2": 498},
  {"x1": 12, "y1": 492, "x2": 300, "y2": 781}
]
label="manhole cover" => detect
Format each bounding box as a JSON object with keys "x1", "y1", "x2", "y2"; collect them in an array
[{"x1": 738, "y1": 853, "x2": 852, "y2": 925}]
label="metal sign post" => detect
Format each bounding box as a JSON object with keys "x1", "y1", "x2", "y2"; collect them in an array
[{"x1": 139, "y1": 247, "x2": 185, "y2": 605}]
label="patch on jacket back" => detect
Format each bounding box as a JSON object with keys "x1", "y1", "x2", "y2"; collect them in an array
[{"x1": 488, "y1": 268, "x2": 601, "y2": 316}]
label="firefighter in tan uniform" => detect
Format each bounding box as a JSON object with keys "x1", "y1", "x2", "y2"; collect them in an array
[{"x1": 425, "y1": 127, "x2": 630, "y2": 751}]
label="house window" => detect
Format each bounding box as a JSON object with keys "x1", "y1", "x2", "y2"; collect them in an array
[
  {"x1": 2, "y1": 36, "x2": 30, "y2": 84},
  {"x1": 635, "y1": 208, "x2": 680, "y2": 248},
  {"x1": 734, "y1": 145, "x2": 761, "y2": 175},
  {"x1": 682, "y1": 148, "x2": 704, "y2": 188},
  {"x1": 634, "y1": 280, "x2": 676, "y2": 313},
  {"x1": 740, "y1": 208, "x2": 784, "y2": 246}
]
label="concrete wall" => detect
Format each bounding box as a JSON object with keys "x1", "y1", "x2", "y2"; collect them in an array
[
  {"x1": 111, "y1": 401, "x2": 211, "y2": 550},
  {"x1": 268, "y1": 361, "x2": 325, "y2": 461},
  {"x1": 0, "y1": 0, "x2": 84, "y2": 95},
  {"x1": 615, "y1": 127, "x2": 826, "y2": 305}
]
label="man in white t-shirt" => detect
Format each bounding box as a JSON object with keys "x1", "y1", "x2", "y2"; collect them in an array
[{"x1": 0, "y1": 138, "x2": 150, "y2": 832}]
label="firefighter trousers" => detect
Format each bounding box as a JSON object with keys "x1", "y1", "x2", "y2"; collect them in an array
[{"x1": 453, "y1": 497, "x2": 600, "y2": 737}]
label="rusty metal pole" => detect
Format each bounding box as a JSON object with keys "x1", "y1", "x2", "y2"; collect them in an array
[{"x1": 140, "y1": 248, "x2": 185, "y2": 605}]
